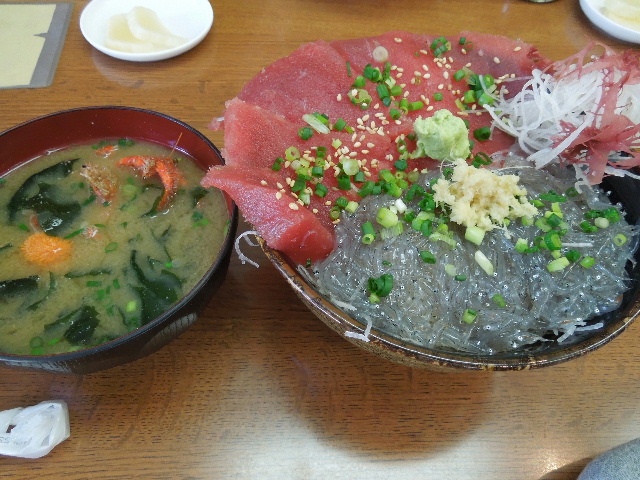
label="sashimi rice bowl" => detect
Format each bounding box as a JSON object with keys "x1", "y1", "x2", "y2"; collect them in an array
[{"x1": 201, "y1": 31, "x2": 640, "y2": 370}]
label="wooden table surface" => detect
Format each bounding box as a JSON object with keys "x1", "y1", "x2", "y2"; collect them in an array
[{"x1": 2, "y1": 1, "x2": 640, "y2": 479}]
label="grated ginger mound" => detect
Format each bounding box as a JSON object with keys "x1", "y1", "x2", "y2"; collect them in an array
[{"x1": 432, "y1": 159, "x2": 538, "y2": 230}]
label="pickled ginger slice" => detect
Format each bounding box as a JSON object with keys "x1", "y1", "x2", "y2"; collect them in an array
[
  {"x1": 105, "y1": 14, "x2": 158, "y2": 53},
  {"x1": 126, "y1": 6, "x2": 186, "y2": 48}
]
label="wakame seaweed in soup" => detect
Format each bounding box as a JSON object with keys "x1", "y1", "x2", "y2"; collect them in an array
[{"x1": 0, "y1": 139, "x2": 229, "y2": 355}]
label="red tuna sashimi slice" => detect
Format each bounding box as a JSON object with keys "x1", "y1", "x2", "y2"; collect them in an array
[
  {"x1": 236, "y1": 40, "x2": 360, "y2": 125},
  {"x1": 208, "y1": 98, "x2": 406, "y2": 232},
  {"x1": 220, "y1": 98, "x2": 397, "y2": 171},
  {"x1": 331, "y1": 31, "x2": 552, "y2": 156},
  {"x1": 201, "y1": 164, "x2": 334, "y2": 263}
]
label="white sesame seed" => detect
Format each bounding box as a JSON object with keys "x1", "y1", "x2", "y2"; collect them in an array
[
  {"x1": 337, "y1": 93, "x2": 342, "y2": 101},
  {"x1": 353, "y1": 141, "x2": 362, "y2": 148},
  {"x1": 260, "y1": 180, "x2": 268, "y2": 186},
  {"x1": 275, "y1": 192, "x2": 282, "y2": 200},
  {"x1": 443, "y1": 71, "x2": 449, "y2": 79},
  {"x1": 394, "y1": 37, "x2": 402, "y2": 43},
  {"x1": 366, "y1": 142, "x2": 375, "y2": 148},
  {"x1": 437, "y1": 84, "x2": 444, "y2": 90},
  {"x1": 361, "y1": 149, "x2": 370, "y2": 154},
  {"x1": 312, "y1": 208, "x2": 318, "y2": 214},
  {"x1": 289, "y1": 202, "x2": 299, "y2": 210},
  {"x1": 276, "y1": 182, "x2": 284, "y2": 189},
  {"x1": 514, "y1": 46, "x2": 522, "y2": 52},
  {"x1": 493, "y1": 57, "x2": 501, "y2": 64}
]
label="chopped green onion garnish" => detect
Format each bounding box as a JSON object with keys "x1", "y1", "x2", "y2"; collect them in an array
[
  {"x1": 565, "y1": 187, "x2": 579, "y2": 197},
  {"x1": 298, "y1": 126, "x2": 314, "y2": 140},
  {"x1": 64, "y1": 228, "x2": 85, "y2": 239},
  {"x1": 566, "y1": 249, "x2": 581, "y2": 262},
  {"x1": 358, "y1": 181, "x2": 375, "y2": 197},
  {"x1": 333, "y1": 118, "x2": 347, "y2": 131},
  {"x1": 353, "y1": 171, "x2": 366, "y2": 183},
  {"x1": 337, "y1": 174, "x2": 351, "y2": 190},
  {"x1": 547, "y1": 257, "x2": 570, "y2": 272},
  {"x1": 376, "y1": 207, "x2": 398, "y2": 228},
  {"x1": 543, "y1": 231, "x2": 562, "y2": 251},
  {"x1": 604, "y1": 207, "x2": 621, "y2": 223},
  {"x1": 462, "y1": 308, "x2": 477, "y2": 324},
  {"x1": 473, "y1": 126, "x2": 491, "y2": 141},
  {"x1": 345, "y1": 201, "x2": 359, "y2": 214},
  {"x1": 614, "y1": 234, "x2": 628, "y2": 246},
  {"x1": 105, "y1": 242, "x2": 118, "y2": 252},
  {"x1": 515, "y1": 238, "x2": 529, "y2": 253},
  {"x1": 580, "y1": 221, "x2": 598, "y2": 233},
  {"x1": 315, "y1": 183, "x2": 328, "y2": 198},
  {"x1": 465, "y1": 226, "x2": 486, "y2": 246},
  {"x1": 419, "y1": 250, "x2": 436, "y2": 264},
  {"x1": 367, "y1": 273, "x2": 393, "y2": 299},
  {"x1": 394, "y1": 158, "x2": 408, "y2": 171},
  {"x1": 580, "y1": 256, "x2": 596, "y2": 268},
  {"x1": 285, "y1": 146, "x2": 300, "y2": 161},
  {"x1": 492, "y1": 294, "x2": 507, "y2": 308}
]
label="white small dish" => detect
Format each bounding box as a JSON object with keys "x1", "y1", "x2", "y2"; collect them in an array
[
  {"x1": 80, "y1": 0, "x2": 214, "y2": 62},
  {"x1": 580, "y1": 0, "x2": 640, "y2": 44}
]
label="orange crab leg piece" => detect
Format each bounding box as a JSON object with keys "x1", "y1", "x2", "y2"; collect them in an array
[
  {"x1": 80, "y1": 163, "x2": 119, "y2": 203},
  {"x1": 118, "y1": 156, "x2": 185, "y2": 209}
]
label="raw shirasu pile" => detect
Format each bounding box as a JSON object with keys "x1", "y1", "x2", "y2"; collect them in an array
[{"x1": 308, "y1": 155, "x2": 638, "y2": 354}]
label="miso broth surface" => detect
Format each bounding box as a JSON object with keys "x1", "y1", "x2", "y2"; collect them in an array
[{"x1": 0, "y1": 139, "x2": 229, "y2": 355}]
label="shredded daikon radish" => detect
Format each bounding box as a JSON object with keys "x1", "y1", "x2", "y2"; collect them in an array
[
  {"x1": 486, "y1": 47, "x2": 640, "y2": 183},
  {"x1": 234, "y1": 230, "x2": 260, "y2": 268}
]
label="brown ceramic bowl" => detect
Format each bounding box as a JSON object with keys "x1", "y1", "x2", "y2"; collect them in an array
[
  {"x1": 260, "y1": 174, "x2": 640, "y2": 371},
  {"x1": 0, "y1": 106, "x2": 238, "y2": 374}
]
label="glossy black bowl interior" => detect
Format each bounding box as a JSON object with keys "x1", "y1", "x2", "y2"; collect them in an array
[{"x1": 0, "y1": 106, "x2": 238, "y2": 374}]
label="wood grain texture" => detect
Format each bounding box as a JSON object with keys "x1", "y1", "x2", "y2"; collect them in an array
[{"x1": 1, "y1": 1, "x2": 639, "y2": 479}]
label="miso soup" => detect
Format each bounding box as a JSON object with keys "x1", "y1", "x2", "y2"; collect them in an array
[{"x1": 0, "y1": 138, "x2": 229, "y2": 355}]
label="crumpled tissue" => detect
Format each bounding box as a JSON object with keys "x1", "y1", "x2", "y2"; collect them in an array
[{"x1": 0, "y1": 400, "x2": 70, "y2": 458}]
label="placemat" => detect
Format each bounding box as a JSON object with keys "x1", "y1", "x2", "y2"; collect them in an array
[{"x1": 0, "y1": 2, "x2": 73, "y2": 89}]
